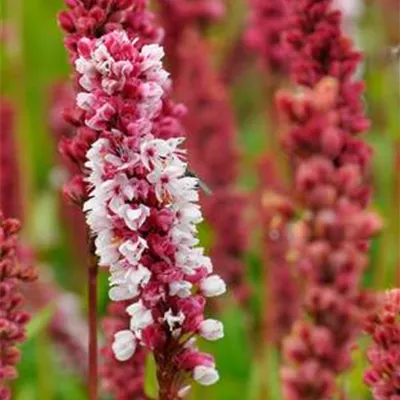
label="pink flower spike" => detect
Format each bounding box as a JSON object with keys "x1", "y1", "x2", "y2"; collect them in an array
[
  {"x1": 276, "y1": 1, "x2": 382, "y2": 399},
  {"x1": 73, "y1": 26, "x2": 226, "y2": 397},
  {"x1": 364, "y1": 289, "x2": 400, "y2": 400},
  {"x1": 0, "y1": 213, "x2": 37, "y2": 399}
]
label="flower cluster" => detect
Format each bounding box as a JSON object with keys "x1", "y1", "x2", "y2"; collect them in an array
[
  {"x1": 0, "y1": 100, "x2": 22, "y2": 220},
  {"x1": 58, "y1": 0, "x2": 162, "y2": 63},
  {"x1": 275, "y1": 2, "x2": 382, "y2": 397},
  {"x1": 101, "y1": 300, "x2": 148, "y2": 400},
  {"x1": 58, "y1": 0, "x2": 163, "y2": 204},
  {"x1": 364, "y1": 289, "x2": 400, "y2": 400},
  {"x1": 77, "y1": 30, "x2": 226, "y2": 395},
  {"x1": 279, "y1": 77, "x2": 381, "y2": 398},
  {"x1": 0, "y1": 214, "x2": 37, "y2": 400},
  {"x1": 245, "y1": 0, "x2": 289, "y2": 73}
]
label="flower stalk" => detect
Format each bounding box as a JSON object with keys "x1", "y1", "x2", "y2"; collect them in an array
[
  {"x1": 88, "y1": 238, "x2": 98, "y2": 400},
  {"x1": 274, "y1": 1, "x2": 383, "y2": 398}
]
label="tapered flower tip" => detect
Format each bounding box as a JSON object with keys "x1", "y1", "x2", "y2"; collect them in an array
[
  {"x1": 193, "y1": 365, "x2": 220, "y2": 386},
  {"x1": 199, "y1": 319, "x2": 224, "y2": 341},
  {"x1": 112, "y1": 330, "x2": 136, "y2": 361},
  {"x1": 200, "y1": 275, "x2": 226, "y2": 297}
]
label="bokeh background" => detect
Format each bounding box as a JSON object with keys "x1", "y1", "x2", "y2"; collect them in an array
[{"x1": 0, "y1": 0, "x2": 399, "y2": 399}]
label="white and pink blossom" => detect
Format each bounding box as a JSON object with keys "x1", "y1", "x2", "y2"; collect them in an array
[{"x1": 76, "y1": 30, "x2": 226, "y2": 392}]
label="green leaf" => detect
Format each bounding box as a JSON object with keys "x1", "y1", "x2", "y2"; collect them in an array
[
  {"x1": 246, "y1": 360, "x2": 262, "y2": 400},
  {"x1": 144, "y1": 352, "x2": 159, "y2": 399},
  {"x1": 265, "y1": 346, "x2": 283, "y2": 400},
  {"x1": 26, "y1": 304, "x2": 55, "y2": 340},
  {"x1": 15, "y1": 385, "x2": 36, "y2": 400},
  {"x1": 30, "y1": 191, "x2": 60, "y2": 249}
]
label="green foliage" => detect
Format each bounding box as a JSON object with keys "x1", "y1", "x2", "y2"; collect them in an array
[
  {"x1": 26, "y1": 304, "x2": 55, "y2": 340},
  {"x1": 144, "y1": 353, "x2": 159, "y2": 399}
]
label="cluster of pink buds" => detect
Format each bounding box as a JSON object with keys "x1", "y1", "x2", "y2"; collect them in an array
[
  {"x1": 58, "y1": 0, "x2": 163, "y2": 205},
  {"x1": 76, "y1": 29, "x2": 226, "y2": 395},
  {"x1": 275, "y1": 0, "x2": 382, "y2": 398},
  {"x1": 58, "y1": 0, "x2": 162, "y2": 63},
  {"x1": 279, "y1": 76, "x2": 382, "y2": 400},
  {"x1": 0, "y1": 214, "x2": 37, "y2": 399},
  {"x1": 364, "y1": 289, "x2": 400, "y2": 399}
]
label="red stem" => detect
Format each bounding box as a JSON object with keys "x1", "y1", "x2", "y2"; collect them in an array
[
  {"x1": 395, "y1": 142, "x2": 400, "y2": 286},
  {"x1": 88, "y1": 239, "x2": 98, "y2": 400}
]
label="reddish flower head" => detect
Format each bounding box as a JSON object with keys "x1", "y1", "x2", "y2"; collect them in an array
[
  {"x1": 364, "y1": 289, "x2": 400, "y2": 400},
  {"x1": 0, "y1": 213, "x2": 37, "y2": 399},
  {"x1": 276, "y1": 1, "x2": 382, "y2": 398}
]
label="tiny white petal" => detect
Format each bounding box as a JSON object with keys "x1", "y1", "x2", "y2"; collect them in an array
[
  {"x1": 127, "y1": 300, "x2": 153, "y2": 335},
  {"x1": 199, "y1": 319, "x2": 224, "y2": 341},
  {"x1": 109, "y1": 285, "x2": 137, "y2": 301},
  {"x1": 112, "y1": 330, "x2": 136, "y2": 361},
  {"x1": 163, "y1": 309, "x2": 185, "y2": 332},
  {"x1": 76, "y1": 92, "x2": 95, "y2": 111},
  {"x1": 200, "y1": 275, "x2": 226, "y2": 297},
  {"x1": 169, "y1": 281, "x2": 193, "y2": 298},
  {"x1": 193, "y1": 366, "x2": 219, "y2": 386}
]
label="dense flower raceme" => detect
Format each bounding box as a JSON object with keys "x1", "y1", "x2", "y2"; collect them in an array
[
  {"x1": 59, "y1": 0, "x2": 162, "y2": 63},
  {"x1": 245, "y1": 0, "x2": 289, "y2": 73},
  {"x1": 58, "y1": 0, "x2": 163, "y2": 204},
  {"x1": 75, "y1": 30, "x2": 226, "y2": 395},
  {"x1": 283, "y1": 0, "x2": 369, "y2": 131},
  {"x1": 0, "y1": 214, "x2": 37, "y2": 400},
  {"x1": 0, "y1": 100, "x2": 22, "y2": 220},
  {"x1": 158, "y1": 15, "x2": 249, "y2": 303},
  {"x1": 364, "y1": 289, "x2": 400, "y2": 399},
  {"x1": 101, "y1": 300, "x2": 148, "y2": 400},
  {"x1": 279, "y1": 11, "x2": 380, "y2": 397},
  {"x1": 257, "y1": 156, "x2": 299, "y2": 345},
  {"x1": 278, "y1": 77, "x2": 382, "y2": 399}
]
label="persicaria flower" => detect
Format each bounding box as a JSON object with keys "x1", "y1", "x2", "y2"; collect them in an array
[
  {"x1": 0, "y1": 213, "x2": 37, "y2": 399},
  {"x1": 276, "y1": 1, "x2": 382, "y2": 394},
  {"x1": 78, "y1": 30, "x2": 226, "y2": 396},
  {"x1": 364, "y1": 289, "x2": 400, "y2": 400}
]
